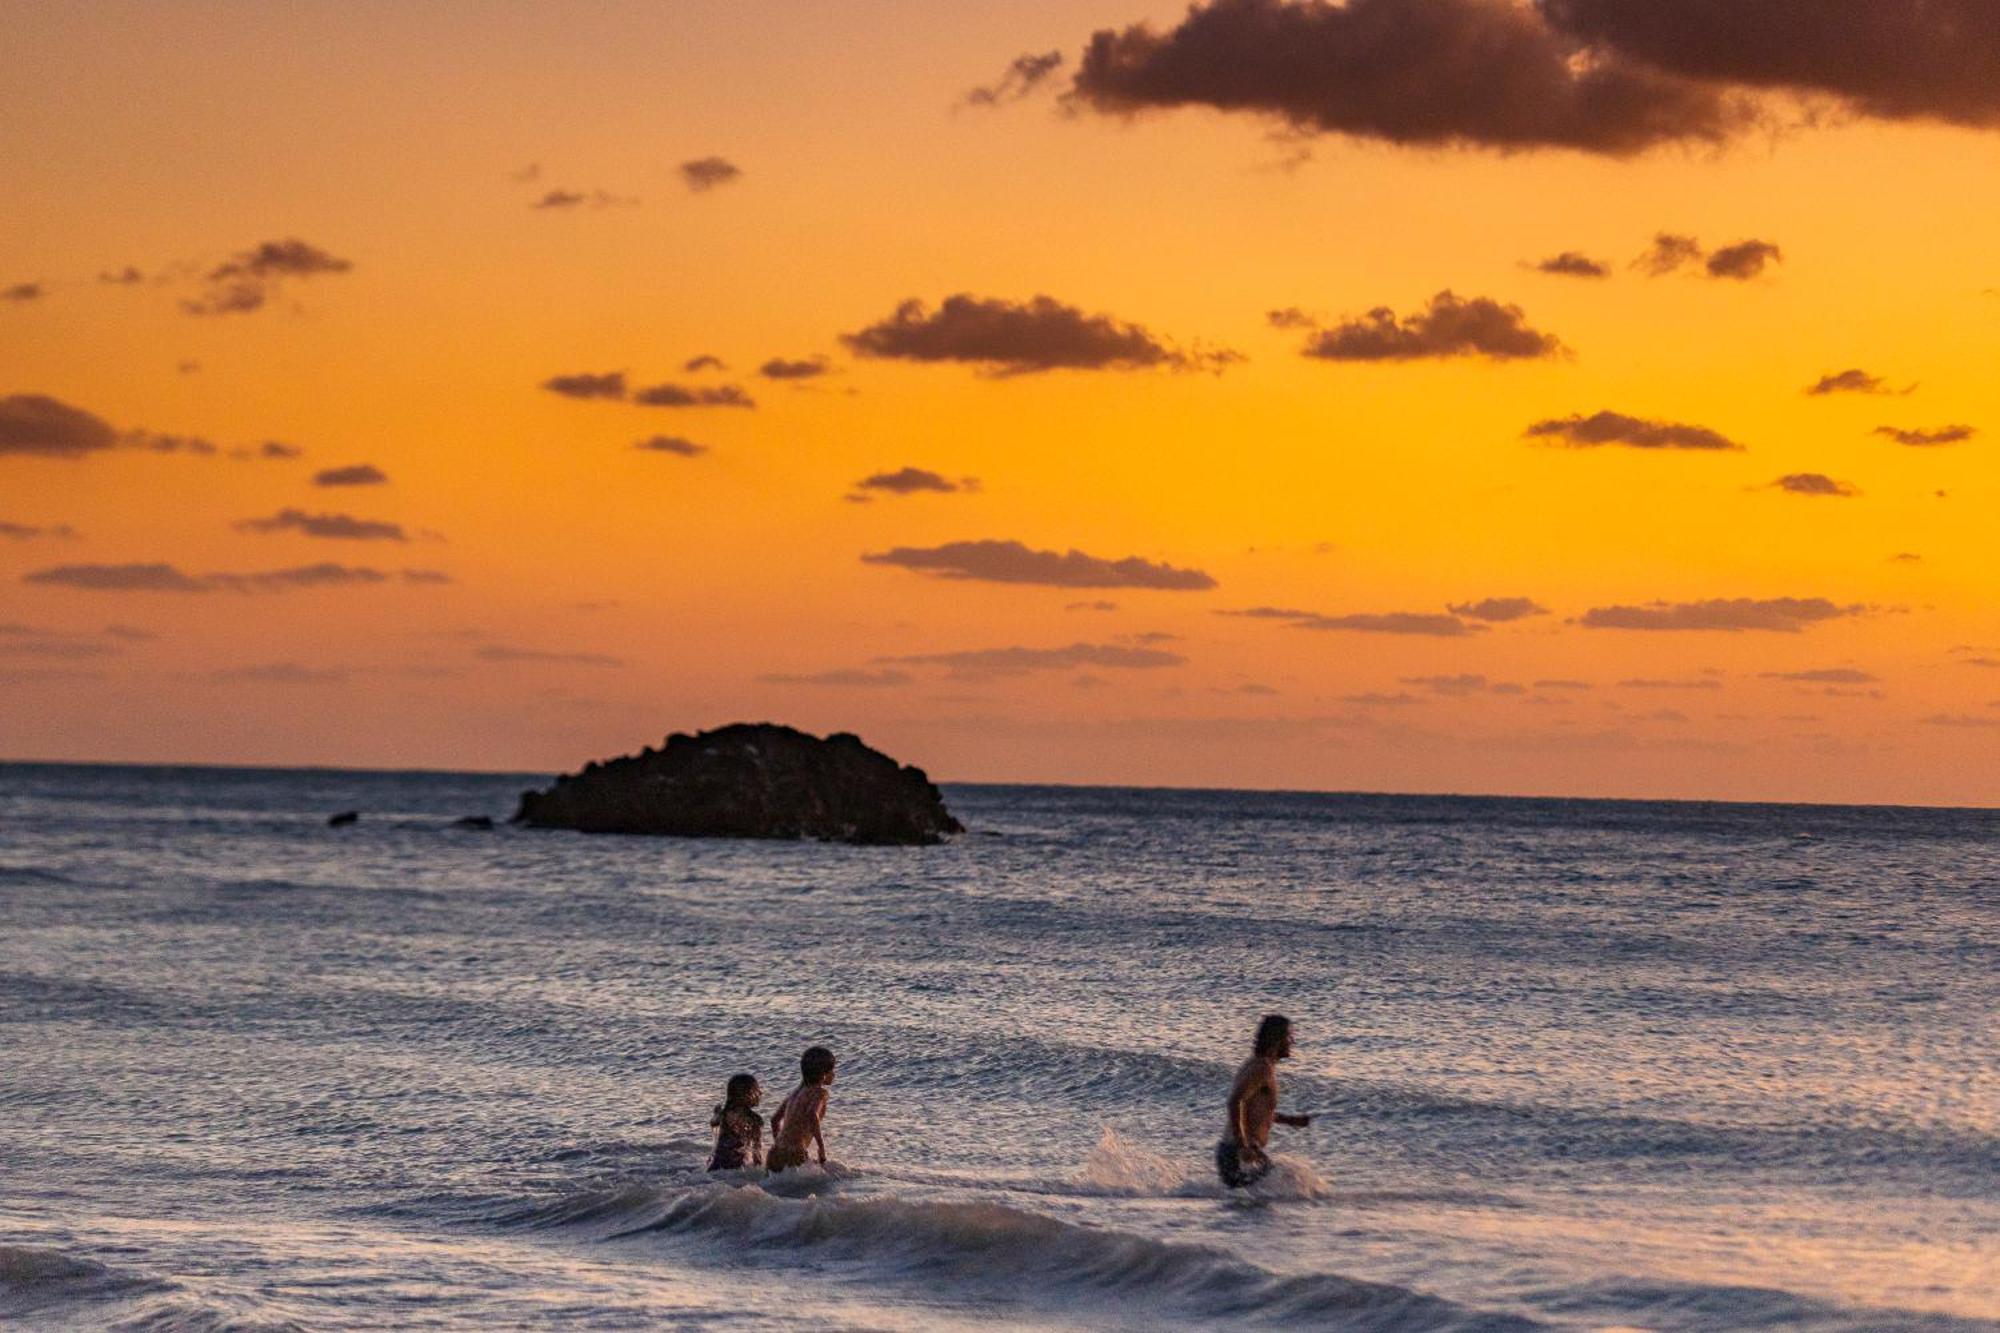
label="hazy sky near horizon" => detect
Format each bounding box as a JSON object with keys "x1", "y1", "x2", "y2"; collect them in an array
[{"x1": 5, "y1": 0, "x2": 1999, "y2": 803}]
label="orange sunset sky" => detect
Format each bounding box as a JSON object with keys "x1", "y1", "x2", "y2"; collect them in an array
[{"x1": 4, "y1": 1, "x2": 1998, "y2": 804}]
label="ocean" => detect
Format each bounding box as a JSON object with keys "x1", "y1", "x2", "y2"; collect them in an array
[{"x1": 1, "y1": 762, "x2": 1994, "y2": 1331}]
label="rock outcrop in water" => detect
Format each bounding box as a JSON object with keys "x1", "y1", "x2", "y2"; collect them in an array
[{"x1": 512, "y1": 722, "x2": 963, "y2": 845}]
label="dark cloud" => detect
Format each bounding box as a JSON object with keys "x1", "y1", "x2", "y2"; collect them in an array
[
  {"x1": 1705, "y1": 239, "x2": 1783, "y2": 280},
  {"x1": 0, "y1": 394, "x2": 121, "y2": 458},
  {"x1": 1266, "y1": 306, "x2": 1317, "y2": 329},
  {"x1": 1295, "y1": 291, "x2": 1563, "y2": 362},
  {"x1": 1874, "y1": 424, "x2": 1977, "y2": 446},
  {"x1": 1763, "y1": 667, "x2": 1878, "y2": 684},
  {"x1": 1447, "y1": 596, "x2": 1548, "y2": 622},
  {"x1": 635, "y1": 436, "x2": 707, "y2": 457},
  {"x1": 4, "y1": 282, "x2": 42, "y2": 302},
  {"x1": 0, "y1": 520, "x2": 79, "y2": 540},
  {"x1": 313, "y1": 463, "x2": 388, "y2": 486},
  {"x1": 211, "y1": 662, "x2": 350, "y2": 684},
  {"x1": 1226, "y1": 605, "x2": 1480, "y2": 636},
  {"x1": 680, "y1": 157, "x2": 743, "y2": 192},
  {"x1": 684, "y1": 354, "x2": 726, "y2": 372},
  {"x1": 862, "y1": 539, "x2": 1216, "y2": 590},
  {"x1": 1538, "y1": 0, "x2": 2000, "y2": 129},
  {"x1": 1526, "y1": 409, "x2": 1741, "y2": 451},
  {"x1": 24, "y1": 562, "x2": 441, "y2": 593},
  {"x1": 1633, "y1": 232, "x2": 1705, "y2": 275},
  {"x1": 1066, "y1": 0, "x2": 1743, "y2": 154},
  {"x1": 1770, "y1": 472, "x2": 1858, "y2": 497},
  {"x1": 247, "y1": 441, "x2": 302, "y2": 461},
  {"x1": 1533, "y1": 251, "x2": 1610, "y2": 278},
  {"x1": 964, "y1": 50, "x2": 1065, "y2": 106},
  {"x1": 1805, "y1": 368, "x2": 1900, "y2": 396},
  {"x1": 234, "y1": 509, "x2": 410, "y2": 541},
  {"x1": 880, "y1": 641, "x2": 1185, "y2": 677},
  {"x1": 1889, "y1": 552, "x2": 1923, "y2": 563},
  {"x1": 757, "y1": 668, "x2": 915, "y2": 687},
  {"x1": 185, "y1": 238, "x2": 352, "y2": 316},
  {"x1": 854, "y1": 467, "x2": 969, "y2": 496},
  {"x1": 531, "y1": 189, "x2": 637, "y2": 210},
  {"x1": 632, "y1": 382, "x2": 757, "y2": 408},
  {"x1": 542, "y1": 371, "x2": 629, "y2": 400},
  {"x1": 134, "y1": 433, "x2": 218, "y2": 456},
  {"x1": 1579, "y1": 597, "x2": 1864, "y2": 632},
  {"x1": 842, "y1": 293, "x2": 1233, "y2": 375},
  {"x1": 758, "y1": 356, "x2": 834, "y2": 380},
  {"x1": 99, "y1": 267, "x2": 146, "y2": 285},
  {"x1": 474, "y1": 644, "x2": 623, "y2": 667}
]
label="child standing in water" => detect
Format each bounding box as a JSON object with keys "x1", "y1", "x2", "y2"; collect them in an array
[
  {"x1": 765, "y1": 1046, "x2": 835, "y2": 1172},
  {"x1": 707, "y1": 1073, "x2": 763, "y2": 1171}
]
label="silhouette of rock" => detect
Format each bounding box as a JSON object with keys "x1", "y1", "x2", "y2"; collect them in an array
[
  {"x1": 451, "y1": 815, "x2": 495, "y2": 830},
  {"x1": 513, "y1": 722, "x2": 962, "y2": 845},
  {"x1": 327, "y1": 810, "x2": 359, "y2": 827}
]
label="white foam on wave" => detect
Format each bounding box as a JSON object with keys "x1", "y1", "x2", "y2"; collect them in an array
[{"x1": 1072, "y1": 1125, "x2": 1333, "y2": 1202}]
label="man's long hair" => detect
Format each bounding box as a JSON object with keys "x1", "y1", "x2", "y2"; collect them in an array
[{"x1": 1254, "y1": 1014, "x2": 1291, "y2": 1056}]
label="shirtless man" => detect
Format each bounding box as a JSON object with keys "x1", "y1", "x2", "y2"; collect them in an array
[
  {"x1": 1217, "y1": 1014, "x2": 1311, "y2": 1188},
  {"x1": 766, "y1": 1045, "x2": 835, "y2": 1172}
]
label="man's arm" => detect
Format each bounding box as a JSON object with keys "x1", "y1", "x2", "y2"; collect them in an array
[
  {"x1": 1276, "y1": 1112, "x2": 1312, "y2": 1128},
  {"x1": 810, "y1": 1089, "x2": 828, "y2": 1165},
  {"x1": 1225, "y1": 1061, "x2": 1260, "y2": 1155}
]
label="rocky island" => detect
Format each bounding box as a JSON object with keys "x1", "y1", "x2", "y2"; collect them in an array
[{"x1": 512, "y1": 722, "x2": 963, "y2": 845}]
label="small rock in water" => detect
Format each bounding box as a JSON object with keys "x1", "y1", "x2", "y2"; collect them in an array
[
  {"x1": 451, "y1": 815, "x2": 495, "y2": 830},
  {"x1": 327, "y1": 810, "x2": 360, "y2": 827}
]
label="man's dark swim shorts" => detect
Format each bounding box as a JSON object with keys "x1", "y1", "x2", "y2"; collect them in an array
[{"x1": 1215, "y1": 1139, "x2": 1271, "y2": 1189}]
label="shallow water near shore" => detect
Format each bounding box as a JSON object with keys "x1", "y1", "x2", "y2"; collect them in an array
[{"x1": 2, "y1": 762, "x2": 1996, "y2": 1330}]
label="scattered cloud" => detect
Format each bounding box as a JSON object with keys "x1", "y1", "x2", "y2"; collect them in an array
[
  {"x1": 542, "y1": 371, "x2": 629, "y2": 400},
  {"x1": 241, "y1": 440, "x2": 302, "y2": 461},
  {"x1": 3, "y1": 282, "x2": 43, "y2": 302},
  {"x1": 684, "y1": 354, "x2": 726, "y2": 372},
  {"x1": 1225, "y1": 606, "x2": 1480, "y2": 636},
  {"x1": 852, "y1": 467, "x2": 973, "y2": 496},
  {"x1": 211, "y1": 662, "x2": 350, "y2": 684},
  {"x1": 1763, "y1": 668, "x2": 1878, "y2": 684},
  {"x1": 757, "y1": 667, "x2": 915, "y2": 687},
  {"x1": 880, "y1": 641, "x2": 1185, "y2": 677},
  {"x1": 1447, "y1": 596, "x2": 1548, "y2": 622},
  {"x1": 1065, "y1": 0, "x2": 1747, "y2": 155},
  {"x1": 633, "y1": 382, "x2": 756, "y2": 408},
  {"x1": 234, "y1": 508, "x2": 410, "y2": 541},
  {"x1": 1579, "y1": 597, "x2": 1865, "y2": 632},
  {"x1": 184, "y1": 237, "x2": 352, "y2": 316},
  {"x1": 474, "y1": 644, "x2": 624, "y2": 667},
  {"x1": 1535, "y1": 679, "x2": 1594, "y2": 691},
  {"x1": 1293, "y1": 291, "x2": 1562, "y2": 362},
  {"x1": 0, "y1": 625, "x2": 119, "y2": 660},
  {"x1": 1533, "y1": 252, "x2": 1610, "y2": 278},
  {"x1": 1340, "y1": 691, "x2": 1425, "y2": 707},
  {"x1": 1633, "y1": 232, "x2": 1705, "y2": 275},
  {"x1": 99, "y1": 267, "x2": 146, "y2": 285},
  {"x1": 862, "y1": 539, "x2": 1216, "y2": 590},
  {"x1": 313, "y1": 463, "x2": 388, "y2": 486},
  {"x1": 1526, "y1": 409, "x2": 1741, "y2": 451},
  {"x1": 843, "y1": 293, "x2": 1235, "y2": 375},
  {"x1": 679, "y1": 156, "x2": 743, "y2": 192},
  {"x1": 0, "y1": 520, "x2": 79, "y2": 540},
  {"x1": 1704, "y1": 239, "x2": 1783, "y2": 280},
  {"x1": 1402, "y1": 673, "x2": 1507, "y2": 696},
  {"x1": 1618, "y1": 677, "x2": 1723, "y2": 690},
  {"x1": 1770, "y1": 472, "x2": 1859, "y2": 498},
  {"x1": 1873, "y1": 424, "x2": 1977, "y2": 446},
  {"x1": 0, "y1": 394, "x2": 121, "y2": 458},
  {"x1": 23, "y1": 561, "x2": 445, "y2": 593},
  {"x1": 964, "y1": 50, "x2": 1065, "y2": 107},
  {"x1": 758, "y1": 356, "x2": 834, "y2": 380},
  {"x1": 1922, "y1": 713, "x2": 2000, "y2": 729},
  {"x1": 1067, "y1": 599, "x2": 1120, "y2": 612},
  {"x1": 23, "y1": 563, "x2": 207, "y2": 592},
  {"x1": 635, "y1": 435, "x2": 707, "y2": 457},
  {"x1": 1805, "y1": 368, "x2": 1901, "y2": 396},
  {"x1": 530, "y1": 188, "x2": 636, "y2": 210}
]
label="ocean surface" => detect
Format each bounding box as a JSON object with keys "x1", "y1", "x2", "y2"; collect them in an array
[{"x1": 1, "y1": 763, "x2": 1995, "y2": 1331}]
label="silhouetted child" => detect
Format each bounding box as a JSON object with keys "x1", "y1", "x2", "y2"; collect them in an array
[
  {"x1": 765, "y1": 1046, "x2": 835, "y2": 1172},
  {"x1": 707, "y1": 1073, "x2": 763, "y2": 1171}
]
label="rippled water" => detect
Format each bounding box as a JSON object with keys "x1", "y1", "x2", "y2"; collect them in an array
[{"x1": 2, "y1": 763, "x2": 1995, "y2": 1330}]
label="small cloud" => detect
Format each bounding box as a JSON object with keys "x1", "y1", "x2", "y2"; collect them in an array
[
  {"x1": 1447, "y1": 596, "x2": 1547, "y2": 622},
  {"x1": 1266, "y1": 307, "x2": 1317, "y2": 329},
  {"x1": 510, "y1": 163, "x2": 541, "y2": 183},
  {"x1": 1617, "y1": 677, "x2": 1723, "y2": 690},
  {"x1": 1402, "y1": 673, "x2": 1500, "y2": 696},
  {"x1": 530, "y1": 188, "x2": 636, "y2": 210},
  {"x1": 1340, "y1": 691, "x2": 1425, "y2": 707},
  {"x1": 962, "y1": 50, "x2": 1064, "y2": 107},
  {"x1": 1770, "y1": 472, "x2": 1860, "y2": 498},
  {"x1": 1762, "y1": 668, "x2": 1878, "y2": 684},
  {"x1": 1295, "y1": 291, "x2": 1562, "y2": 362},
  {"x1": 184, "y1": 237, "x2": 352, "y2": 316},
  {"x1": 1225, "y1": 606, "x2": 1478, "y2": 636},
  {"x1": 1526, "y1": 409, "x2": 1741, "y2": 451},
  {"x1": 99, "y1": 267, "x2": 146, "y2": 285},
  {"x1": 1923, "y1": 713, "x2": 2000, "y2": 729},
  {"x1": 683, "y1": 354, "x2": 726, "y2": 372},
  {"x1": 474, "y1": 644, "x2": 623, "y2": 667},
  {"x1": 634, "y1": 435, "x2": 706, "y2": 457},
  {"x1": 1805, "y1": 369, "x2": 1903, "y2": 397},
  {"x1": 313, "y1": 463, "x2": 389, "y2": 486},
  {"x1": 1066, "y1": 600, "x2": 1119, "y2": 612},
  {"x1": 1637, "y1": 708, "x2": 1690, "y2": 723},
  {"x1": 542, "y1": 370, "x2": 628, "y2": 400},
  {"x1": 241, "y1": 440, "x2": 303, "y2": 461},
  {"x1": 879, "y1": 641, "x2": 1184, "y2": 678},
  {"x1": 132, "y1": 432, "x2": 218, "y2": 456},
  {"x1": 679, "y1": 156, "x2": 743, "y2": 192},
  {"x1": 176, "y1": 360, "x2": 201, "y2": 375},
  {"x1": 632, "y1": 382, "x2": 756, "y2": 408},
  {"x1": 0, "y1": 394, "x2": 121, "y2": 458},
  {"x1": 1231, "y1": 682, "x2": 1279, "y2": 696},
  {"x1": 862, "y1": 539, "x2": 1216, "y2": 590},
  {"x1": 758, "y1": 356, "x2": 834, "y2": 380},
  {"x1": 0, "y1": 520, "x2": 79, "y2": 540},
  {"x1": 103, "y1": 624, "x2": 156, "y2": 641},
  {"x1": 757, "y1": 668, "x2": 914, "y2": 687},
  {"x1": 24, "y1": 561, "x2": 444, "y2": 594},
  {"x1": 211, "y1": 662, "x2": 349, "y2": 684},
  {"x1": 1532, "y1": 252, "x2": 1610, "y2": 279},
  {"x1": 3, "y1": 282, "x2": 43, "y2": 302},
  {"x1": 1874, "y1": 424, "x2": 1977, "y2": 447},
  {"x1": 1705, "y1": 239, "x2": 1782, "y2": 280},
  {"x1": 23, "y1": 562, "x2": 208, "y2": 592},
  {"x1": 400, "y1": 568, "x2": 452, "y2": 585},
  {"x1": 1889, "y1": 552, "x2": 1922, "y2": 563},
  {"x1": 234, "y1": 508, "x2": 410, "y2": 541},
  {"x1": 1578, "y1": 597, "x2": 1865, "y2": 633},
  {"x1": 853, "y1": 467, "x2": 968, "y2": 496},
  {"x1": 1534, "y1": 679, "x2": 1593, "y2": 691},
  {"x1": 842, "y1": 293, "x2": 1234, "y2": 375},
  {"x1": 1633, "y1": 233, "x2": 1705, "y2": 276}
]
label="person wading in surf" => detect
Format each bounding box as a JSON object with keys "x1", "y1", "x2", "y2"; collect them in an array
[
  {"x1": 1217, "y1": 1014, "x2": 1311, "y2": 1188},
  {"x1": 766, "y1": 1045, "x2": 835, "y2": 1172}
]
